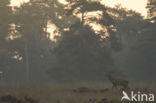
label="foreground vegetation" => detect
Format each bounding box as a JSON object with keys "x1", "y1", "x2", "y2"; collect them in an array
[{"x1": 0, "y1": 82, "x2": 155, "y2": 103}]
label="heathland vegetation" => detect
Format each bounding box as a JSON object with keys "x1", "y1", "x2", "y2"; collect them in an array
[{"x1": 0, "y1": 0, "x2": 156, "y2": 102}]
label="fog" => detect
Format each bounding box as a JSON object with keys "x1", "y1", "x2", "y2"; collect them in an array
[{"x1": 0, "y1": 0, "x2": 156, "y2": 84}]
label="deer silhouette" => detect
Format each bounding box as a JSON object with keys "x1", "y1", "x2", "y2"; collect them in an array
[{"x1": 107, "y1": 72, "x2": 129, "y2": 89}]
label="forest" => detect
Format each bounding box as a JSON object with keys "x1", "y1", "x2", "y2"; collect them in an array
[{"x1": 0, "y1": 0, "x2": 156, "y2": 83}]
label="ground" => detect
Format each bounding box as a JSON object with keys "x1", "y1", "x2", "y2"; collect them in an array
[{"x1": 0, "y1": 82, "x2": 155, "y2": 103}]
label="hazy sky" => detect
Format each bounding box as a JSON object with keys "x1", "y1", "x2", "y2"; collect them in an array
[
  {"x1": 10, "y1": 0, "x2": 148, "y2": 17},
  {"x1": 10, "y1": 0, "x2": 29, "y2": 6},
  {"x1": 102, "y1": 0, "x2": 147, "y2": 17}
]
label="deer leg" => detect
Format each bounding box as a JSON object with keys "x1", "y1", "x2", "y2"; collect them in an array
[
  {"x1": 123, "y1": 84, "x2": 129, "y2": 90},
  {"x1": 112, "y1": 85, "x2": 114, "y2": 89},
  {"x1": 112, "y1": 84, "x2": 117, "y2": 90}
]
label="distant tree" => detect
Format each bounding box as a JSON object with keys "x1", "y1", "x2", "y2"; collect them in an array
[
  {"x1": 48, "y1": 24, "x2": 114, "y2": 81},
  {"x1": 8, "y1": 0, "x2": 55, "y2": 82},
  {"x1": 107, "y1": 6, "x2": 145, "y2": 49},
  {"x1": 128, "y1": 1, "x2": 156, "y2": 80},
  {"x1": 64, "y1": 0, "x2": 122, "y2": 52},
  {"x1": 146, "y1": 0, "x2": 156, "y2": 18},
  {"x1": 65, "y1": 0, "x2": 106, "y2": 24},
  {"x1": 0, "y1": 0, "x2": 12, "y2": 80},
  {"x1": 107, "y1": 5, "x2": 156, "y2": 81},
  {"x1": 48, "y1": 0, "x2": 119, "y2": 81}
]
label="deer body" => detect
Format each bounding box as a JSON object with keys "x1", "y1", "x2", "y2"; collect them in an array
[{"x1": 107, "y1": 73, "x2": 129, "y2": 89}]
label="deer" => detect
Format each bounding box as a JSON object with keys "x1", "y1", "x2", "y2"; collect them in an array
[{"x1": 106, "y1": 72, "x2": 129, "y2": 89}]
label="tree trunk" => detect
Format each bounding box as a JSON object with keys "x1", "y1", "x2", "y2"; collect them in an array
[
  {"x1": 82, "y1": 11, "x2": 84, "y2": 24},
  {"x1": 24, "y1": 39, "x2": 30, "y2": 81}
]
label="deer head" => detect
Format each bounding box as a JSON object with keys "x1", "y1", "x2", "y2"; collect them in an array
[{"x1": 106, "y1": 72, "x2": 114, "y2": 81}]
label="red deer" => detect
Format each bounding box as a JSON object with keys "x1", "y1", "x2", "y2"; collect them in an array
[{"x1": 107, "y1": 72, "x2": 129, "y2": 89}]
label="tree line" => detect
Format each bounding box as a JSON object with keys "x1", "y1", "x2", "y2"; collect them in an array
[{"x1": 0, "y1": 0, "x2": 155, "y2": 83}]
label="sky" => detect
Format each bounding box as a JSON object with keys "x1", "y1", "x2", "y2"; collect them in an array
[
  {"x1": 102, "y1": 0, "x2": 147, "y2": 17},
  {"x1": 10, "y1": 0, "x2": 148, "y2": 17},
  {"x1": 10, "y1": 0, "x2": 30, "y2": 7}
]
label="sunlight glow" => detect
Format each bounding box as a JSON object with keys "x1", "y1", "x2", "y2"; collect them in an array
[
  {"x1": 58, "y1": 0, "x2": 68, "y2": 5},
  {"x1": 11, "y1": 0, "x2": 147, "y2": 17},
  {"x1": 101, "y1": 0, "x2": 147, "y2": 17},
  {"x1": 47, "y1": 23, "x2": 59, "y2": 40},
  {"x1": 10, "y1": 0, "x2": 30, "y2": 7}
]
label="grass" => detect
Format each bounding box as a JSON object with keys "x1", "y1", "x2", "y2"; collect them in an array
[{"x1": 0, "y1": 82, "x2": 155, "y2": 103}]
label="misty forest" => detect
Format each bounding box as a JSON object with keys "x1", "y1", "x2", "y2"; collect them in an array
[{"x1": 0, "y1": 0, "x2": 156, "y2": 103}]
